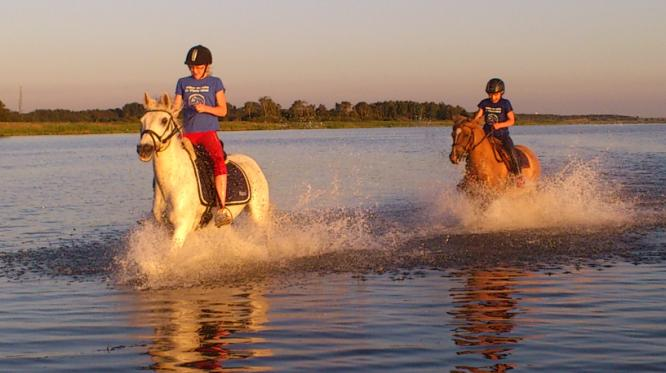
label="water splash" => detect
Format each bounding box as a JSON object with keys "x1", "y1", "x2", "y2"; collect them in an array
[
  {"x1": 428, "y1": 160, "x2": 635, "y2": 233},
  {"x1": 114, "y1": 160, "x2": 647, "y2": 288},
  {"x1": 115, "y1": 186, "x2": 380, "y2": 289}
]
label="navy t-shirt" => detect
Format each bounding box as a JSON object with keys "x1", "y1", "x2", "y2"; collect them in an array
[
  {"x1": 478, "y1": 98, "x2": 513, "y2": 136},
  {"x1": 175, "y1": 76, "x2": 225, "y2": 133}
]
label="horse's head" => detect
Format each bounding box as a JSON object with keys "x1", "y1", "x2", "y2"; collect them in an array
[
  {"x1": 137, "y1": 93, "x2": 182, "y2": 162},
  {"x1": 449, "y1": 115, "x2": 483, "y2": 164}
]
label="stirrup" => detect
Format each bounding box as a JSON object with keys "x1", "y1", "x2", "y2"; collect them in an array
[{"x1": 214, "y1": 207, "x2": 233, "y2": 227}]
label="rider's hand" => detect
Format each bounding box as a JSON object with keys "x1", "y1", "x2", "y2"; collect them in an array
[{"x1": 193, "y1": 104, "x2": 206, "y2": 113}]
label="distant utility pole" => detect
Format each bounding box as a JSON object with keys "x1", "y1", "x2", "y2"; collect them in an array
[{"x1": 18, "y1": 86, "x2": 23, "y2": 114}]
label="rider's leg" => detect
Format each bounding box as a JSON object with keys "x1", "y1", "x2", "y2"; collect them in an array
[
  {"x1": 214, "y1": 174, "x2": 233, "y2": 226},
  {"x1": 198, "y1": 132, "x2": 228, "y2": 201},
  {"x1": 198, "y1": 132, "x2": 233, "y2": 226},
  {"x1": 215, "y1": 174, "x2": 227, "y2": 209},
  {"x1": 502, "y1": 136, "x2": 522, "y2": 177}
]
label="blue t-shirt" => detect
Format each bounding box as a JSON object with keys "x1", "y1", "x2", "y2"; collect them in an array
[
  {"x1": 478, "y1": 98, "x2": 513, "y2": 136},
  {"x1": 175, "y1": 76, "x2": 225, "y2": 133}
]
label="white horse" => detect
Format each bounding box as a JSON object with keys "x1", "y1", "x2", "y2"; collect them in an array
[{"x1": 137, "y1": 93, "x2": 269, "y2": 248}]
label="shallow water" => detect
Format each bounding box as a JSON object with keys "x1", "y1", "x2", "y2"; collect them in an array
[{"x1": 1, "y1": 124, "x2": 665, "y2": 372}]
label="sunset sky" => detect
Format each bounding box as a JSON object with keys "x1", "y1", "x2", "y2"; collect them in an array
[{"x1": 1, "y1": 0, "x2": 665, "y2": 116}]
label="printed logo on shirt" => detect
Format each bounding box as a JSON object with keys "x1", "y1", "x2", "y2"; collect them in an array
[
  {"x1": 485, "y1": 106, "x2": 502, "y2": 124},
  {"x1": 188, "y1": 94, "x2": 206, "y2": 106}
]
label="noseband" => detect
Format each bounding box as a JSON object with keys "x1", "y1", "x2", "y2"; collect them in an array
[{"x1": 140, "y1": 109, "x2": 182, "y2": 154}]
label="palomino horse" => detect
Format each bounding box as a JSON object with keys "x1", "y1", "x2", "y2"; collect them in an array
[
  {"x1": 137, "y1": 93, "x2": 269, "y2": 248},
  {"x1": 449, "y1": 116, "x2": 540, "y2": 195}
]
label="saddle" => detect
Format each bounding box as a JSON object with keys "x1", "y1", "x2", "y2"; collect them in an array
[
  {"x1": 182, "y1": 137, "x2": 251, "y2": 226},
  {"x1": 488, "y1": 137, "x2": 530, "y2": 171}
]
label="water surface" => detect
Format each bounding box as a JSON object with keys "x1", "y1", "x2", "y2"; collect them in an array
[{"x1": 1, "y1": 124, "x2": 665, "y2": 372}]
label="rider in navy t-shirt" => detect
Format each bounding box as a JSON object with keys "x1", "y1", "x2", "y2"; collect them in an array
[
  {"x1": 477, "y1": 97, "x2": 513, "y2": 137},
  {"x1": 473, "y1": 78, "x2": 524, "y2": 184}
]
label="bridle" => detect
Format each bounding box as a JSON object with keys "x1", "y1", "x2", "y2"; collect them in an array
[
  {"x1": 139, "y1": 109, "x2": 182, "y2": 155},
  {"x1": 451, "y1": 123, "x2": 494, "y2": 159},
  {"x1": 138, "y1": 108, "x2": 214, "y2": 211}
]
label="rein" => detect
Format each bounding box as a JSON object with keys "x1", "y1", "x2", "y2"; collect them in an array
[
  {"x1": 454, "y1": 123, "x2": 494, "y2": 158},
  {"x1": 469, "y1": 127, "x2": 494, "y2": 152},
  {"x1": 140, "y1": 109, "x2": 182, "y2": 154}
]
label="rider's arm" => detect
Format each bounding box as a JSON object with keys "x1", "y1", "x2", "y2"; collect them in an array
[
  {"x1": 172, "y1": 95, "x2": 183, "y2": 111},
  {"x1": 494, "y1": 111, "x2": 515, "y2": 130},
  {"x1": 194, "y1": 90, "x2": 228, "y2": 117},
  {"x1": 473, "y1": 108, "x2": 484, "y2": 121}
]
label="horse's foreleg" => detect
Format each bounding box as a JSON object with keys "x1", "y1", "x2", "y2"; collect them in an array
[
  {"x1": 169, "y1": 203, "x2": 198, "y2": 249},
  {"x1": 171, "y1": 224, "x2": 189, "y2": 249},
  {"x1": 170, "y1": 216, "x2": 194, "y2": 249},
  {"x1": 153, "y1": 182, "x2": 166, "y2": 223}
]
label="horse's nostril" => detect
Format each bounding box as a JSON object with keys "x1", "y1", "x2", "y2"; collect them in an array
[
  {"x1": 449, "y1": 152, "x2": 458, "y2": 164},
  {"x1": 137, "y1": 143, "x2": 153, "y2": 156}
]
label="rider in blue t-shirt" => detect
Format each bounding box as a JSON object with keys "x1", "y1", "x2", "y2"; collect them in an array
[
  {"x1": 473, "y1": 78, "x2": 524, "y2": 185},
  {"x1": 176, "y1": 75, "x2": 226, "y2": 133},
  {"x1": 173, "y1": 45, "x2": 233, "y2": 226}
]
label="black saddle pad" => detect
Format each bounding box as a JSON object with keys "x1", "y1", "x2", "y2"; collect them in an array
[
  {"x1": 193, "y1": 145, "x2": 250, "y2": 206},
  {"x1": 226, "y1": 161, "x2": 251, "y2": 205}
]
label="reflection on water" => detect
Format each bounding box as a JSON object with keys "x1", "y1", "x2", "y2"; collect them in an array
[
  {"x1": 449, "y1": 268, "x2": 526, "y2": 373},
  {"x1": 131, "y1": 286, "x2": 271, "y2": 371}
]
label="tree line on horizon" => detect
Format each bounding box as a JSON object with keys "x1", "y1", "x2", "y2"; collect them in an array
[{"x1": 0, "y1": 97, "x2": 468, "y2": 123}]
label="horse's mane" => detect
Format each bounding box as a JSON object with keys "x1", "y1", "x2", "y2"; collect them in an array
[{"x1": 453, "y1": 115, "x2": 483, "y2": 130}]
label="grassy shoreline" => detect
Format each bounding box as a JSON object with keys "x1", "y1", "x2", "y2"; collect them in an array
[
  {"x1": 0, "y1": 120, "x2": 452, "y2": 137},
  {"x1": 1, "y1": 118, "x2": 664, "y2": 137}
]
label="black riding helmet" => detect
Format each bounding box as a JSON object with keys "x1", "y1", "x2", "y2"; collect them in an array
[
  {"x1": 184, "y1": 45, "x2": 212, "y2": 65},
  {"x1": 485, "y1": 78, "x2": 505, "y2": 94}
]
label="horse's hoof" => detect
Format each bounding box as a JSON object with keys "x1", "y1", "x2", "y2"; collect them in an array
[{"x1": 214, "y1": 207, "x2": 233, "y2": 227}]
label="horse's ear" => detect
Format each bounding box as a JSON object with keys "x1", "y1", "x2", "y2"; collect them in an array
[
  {"x1": 160, "y1": 93, "x2": 171, "y2": 108},
  {"x1": 453, "y1": 115, "x2": 468, "y2": 125},
  {"x1": 144, "y1": 92, "x2": 155, "y2": 109}
]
